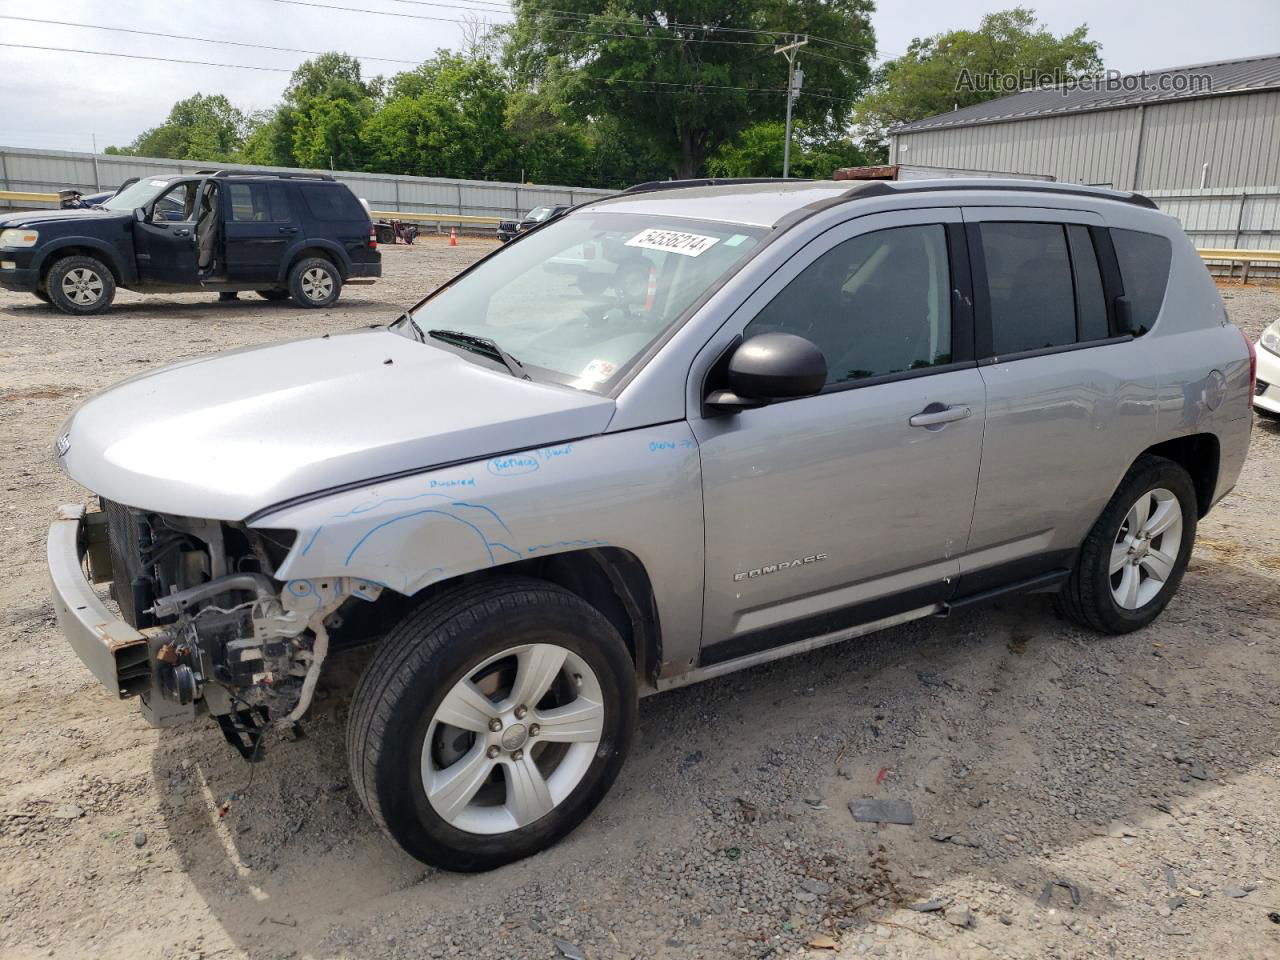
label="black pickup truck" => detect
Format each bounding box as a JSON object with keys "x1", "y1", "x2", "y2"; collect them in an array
[{"x1": 0, "y1": 170, "x2": 380, "y2": 314}]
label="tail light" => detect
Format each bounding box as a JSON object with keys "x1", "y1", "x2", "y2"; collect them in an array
[
  {"x1": 1242, "y1": 328, "x2": 1257, "y2": 406},
  {"x1": 368, "y1": 224, "x2": 377, "y2": 250}
]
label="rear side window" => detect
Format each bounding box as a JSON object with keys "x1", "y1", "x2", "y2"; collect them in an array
[
  {"x1": 1111, "y1": 228, "x2": 1173, "y2": 335},
  {"x1": 979, "y1": 222, "x2": 1076, "y2": 354},
  {"x1": 228, "y1": 183, "x2": 292, "y2": 222},
  {"x1": 302, "y1": 184, "x2": 367, "y2": 222}
]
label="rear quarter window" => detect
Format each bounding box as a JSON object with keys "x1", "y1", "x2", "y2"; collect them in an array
[
  {"x1": 1111, "y1": 228, "x2": 1173, "y2": 335},
  {"x1": 301, "y1": 184, "x2": 368, "y2": 222}
]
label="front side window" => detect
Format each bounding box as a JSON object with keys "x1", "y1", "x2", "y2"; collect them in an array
[
  {"x1": 744, "y1": 224, "x2": 953, "y2": 385},
  {"x1": 397, "y1": 213, "x2": 764, "y2": 393},
  {"x1": 979, "y1": 222, "x2": 1077, "y2": 354}
]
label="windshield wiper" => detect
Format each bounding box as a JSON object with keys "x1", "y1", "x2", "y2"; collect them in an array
[{"x1": 427, "y1": 328, "x2": 529, "y2": 380}]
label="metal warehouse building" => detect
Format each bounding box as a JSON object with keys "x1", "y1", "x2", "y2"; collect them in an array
[{"x1": 888, "y1": 54, "x2": 1280, "y2": 191}]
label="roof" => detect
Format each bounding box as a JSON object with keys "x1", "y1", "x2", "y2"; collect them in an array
[
  {"x1": 892, "y1": 52, "x2": 1280, "y2": 134},
  {"x1": 583, "y1": 180, "x2": 853, "y2": 227},
  {"x1": 581, "y1": 177, "x2": 1156, "y2": 228}
]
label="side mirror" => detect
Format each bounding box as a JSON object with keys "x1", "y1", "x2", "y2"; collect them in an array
[
  {"x1": 133, "y1": 207, "x2": 146, "y2": 222},
  {"x1": 706, "y1": 332, "x2": 828, "y2": 413}
]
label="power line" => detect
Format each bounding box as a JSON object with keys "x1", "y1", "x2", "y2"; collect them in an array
[
  {"x1": 264, "y1": 0, "x2": 508, "y2": 24},
  {"x1": 0, "y1": 39, "x2": 859, "y2": 102},
  {"x1": 0, "y1": 15, "x2": 422, "y2": 64},
  {"x1": 0, "y1": 41, "x2": 296, "y2": 72}
]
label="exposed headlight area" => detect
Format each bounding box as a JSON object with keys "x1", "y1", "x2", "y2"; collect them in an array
[
  {"x1": 0, "y1": 227, "x2": 39, "y2": 248},
  {"x1": 1259, "y1": 318, "x2": 1280, "y2": 356}
]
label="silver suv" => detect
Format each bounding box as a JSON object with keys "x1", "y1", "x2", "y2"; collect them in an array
[{"x1": 48, "y1": 178, "x2": 1253, "y2": 871}]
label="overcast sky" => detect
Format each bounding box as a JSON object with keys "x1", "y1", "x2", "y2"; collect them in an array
[{"x1": 1, "y1": 0, "x2": 1277, "y2": 153}]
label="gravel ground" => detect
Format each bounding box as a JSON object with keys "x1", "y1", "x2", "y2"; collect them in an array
[{"x1": 1, "y1": 245, "x2": 1278, "y2": 960}]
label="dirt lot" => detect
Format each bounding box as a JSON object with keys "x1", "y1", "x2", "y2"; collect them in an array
[{"x1": 2, "y1": 241, "x2": 1279, "y2": 960}]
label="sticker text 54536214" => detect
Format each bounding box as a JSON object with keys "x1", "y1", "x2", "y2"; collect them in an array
[{"x1": 625, "y1": 228, "x2": 720, "y2": 258}]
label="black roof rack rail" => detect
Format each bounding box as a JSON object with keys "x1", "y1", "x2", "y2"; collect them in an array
[
  {"x1": 192, "y1": 169, "x2": 337, "y2": 182},
  {"x1": 876, "y1": 179, "x2": 1159, "y2": 210},
  {"x1": 623, "y1": 177, "x2": 813, "y2": 195}
]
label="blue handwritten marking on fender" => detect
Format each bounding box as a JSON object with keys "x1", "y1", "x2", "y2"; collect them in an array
[
  {"x1": 343, "y1": 507, "x2": 521, "y2": 567},
  {"x1": 487, "y1": 455, "x2": 540, "y2": 476},
  {"x1": 429, "y1": 477, "x2": 477, "y2": 489},
  {"x1": 538, "y1": 444, "x2": 574, "y2": 460},
  {"x1": 301, "y1": 491, "x2": 498, "y2": 557},
  {"x1": 648, "y1": 437, "x2": 697, "y2": 452}
]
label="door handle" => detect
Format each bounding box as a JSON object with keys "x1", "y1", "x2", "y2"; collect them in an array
[
  {"x1": 278, "y1": 226, "x2": 299, "y2": 234},
  {"x1": 909, "y1": 404, "x2": 971, "y2": 428},
  {"x1": 173, "y1": 228, "x2": 190, "y2": 238}
]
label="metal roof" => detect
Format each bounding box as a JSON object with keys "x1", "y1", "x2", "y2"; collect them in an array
[{"x1": 891, "y1": 52, "x2": 1280, "y2": 134}]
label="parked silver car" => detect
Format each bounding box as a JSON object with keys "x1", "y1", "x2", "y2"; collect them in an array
[{"x1": 48, "y1": 178, "x2": 1253, "y2": 870}]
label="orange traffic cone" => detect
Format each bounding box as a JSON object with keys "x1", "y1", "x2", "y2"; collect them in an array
[{"x1": 449, "y1": 226, "x2": 457, "y2": 247}]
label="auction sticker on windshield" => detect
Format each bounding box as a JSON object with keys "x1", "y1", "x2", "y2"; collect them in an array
[{"x1": 626, "y1": 228, "x2": 719, "y2": 257}]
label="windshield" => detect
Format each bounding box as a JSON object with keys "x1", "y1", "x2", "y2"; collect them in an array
[
  {"x1": 101, "y1": 178, "x2": 172, "y2": 211},
  {"x1": 525, "y1": 206, "x2": 555, "y2": 222},
  {"x1": 400, "y1": 212, "x2": 765, "y2": 392}
]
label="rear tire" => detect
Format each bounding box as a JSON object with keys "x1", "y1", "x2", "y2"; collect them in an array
[
  {"x1": 46, "y1": 255, "x2": 115, "y2": 315},
  {"x1": 348, "y1": 578, "x2": 636, "y2": 871},
  {"x1": 287, "y1": 257, "x2": 341, "y2": 308},
  {"x1": 255, "y1": 289, "x2": 290, "y2": 301},
  {"x1": 1056, "y1": 455, "x2": 1197, "y2": 634}
]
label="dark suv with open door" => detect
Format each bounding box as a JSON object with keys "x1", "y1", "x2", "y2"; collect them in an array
[{"x1": 0, "y1": 170, "x2": 380, "y2": 314}]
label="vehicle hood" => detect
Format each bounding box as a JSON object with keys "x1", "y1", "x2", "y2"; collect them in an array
[
  {"x1": 0, "y1": 207, "x2": 130, "y2": 229},
  {"x1": 58, "y1": 328, "x2": 617, "y2": 521}
]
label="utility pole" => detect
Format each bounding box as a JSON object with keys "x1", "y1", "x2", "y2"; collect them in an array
[{"x1": 774, "y1": 35, "x2": 807, "y2": 178}]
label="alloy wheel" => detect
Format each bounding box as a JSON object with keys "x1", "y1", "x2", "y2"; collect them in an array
[
  {"x1": 61, "y1": 267, "x2": 104, "y2": 306},
  {"x1": 1110, "y1": 486, "x2": 1183, "y2": 610},
  {"x1": 300, "y1": 267, "x2": 333, "y2": 301},
  {"x1": 421, "y1": 643, "x2": 605, "y2": 835}
]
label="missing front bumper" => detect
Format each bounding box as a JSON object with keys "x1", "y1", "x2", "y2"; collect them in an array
[{"x1": 47, "y1": 504, "x2": 151, "y2": 698}]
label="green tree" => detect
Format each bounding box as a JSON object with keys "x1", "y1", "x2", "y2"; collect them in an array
[
  {"x1": 854, "y1": 8, "x2": 1102, "y2": 157},
  {"x1": 109, "y1": 93, "x2": 249, "y2": 160},
  {"x1": 503, "y1": 0, "x2": 876, "y2": 179},
  {"x1": 708, "y1": 120, "x2": 868, "y2": 178},
  {"x1": 362, "y1": 51, "x2": 517, "y2": 178}
]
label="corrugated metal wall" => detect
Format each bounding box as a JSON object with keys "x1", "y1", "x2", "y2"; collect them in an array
[
  {"x1": 890, "y1": 90, "x2": 1280, "y2": 192},
  {"x1": 0, "y1": 145, "x2": 615, "y2": 220},
  {"x1": 1144, "y1": 186, "x2": 1280, "y2": 250}
]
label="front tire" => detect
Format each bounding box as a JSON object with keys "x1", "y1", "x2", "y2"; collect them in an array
[
  {"x1": 46, "y1": 255, "x2": 116, "y2": 315},
  {"x1": 348, "y1": 578, "x2": 637, "y2": 871},
  {"x1": 1057, "y1": 455, "x2": 1197, "y2": 634},
  {"x1": 287, "y1": 257, "x2": 341, "y2": 308}
]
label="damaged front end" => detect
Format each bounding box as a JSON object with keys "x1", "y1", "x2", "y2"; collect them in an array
[{"x1": 49, "y1": 500, "x2": 379, "y2": 759}]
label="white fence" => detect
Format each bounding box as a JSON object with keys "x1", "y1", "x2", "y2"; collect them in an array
[{"x1": 0, "y1": 145, "x2": 616, "y2": 222}]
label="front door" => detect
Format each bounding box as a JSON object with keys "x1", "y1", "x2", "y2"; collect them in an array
[
  {"x1": 223, "y1": 181, "x2": 297, "y2": 283},
  {"x1": 132, "y1": 180, "x2": 201, "y2": 286},
  {"x1": 692, "y1": 209, "x2": 986, "y2": 664}
]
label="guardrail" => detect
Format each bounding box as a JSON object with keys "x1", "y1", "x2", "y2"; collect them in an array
[{"x1": 1197, "y1": 247, "x2": 1280, "y2": 284}]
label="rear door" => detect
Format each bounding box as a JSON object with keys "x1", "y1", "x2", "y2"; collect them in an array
[
  {"x1": 959, "y1": 206, "x2": 1158, "y2": 590},
  {"x1": 223, "y1": 181, "x2": 297, "y2": 283}
]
